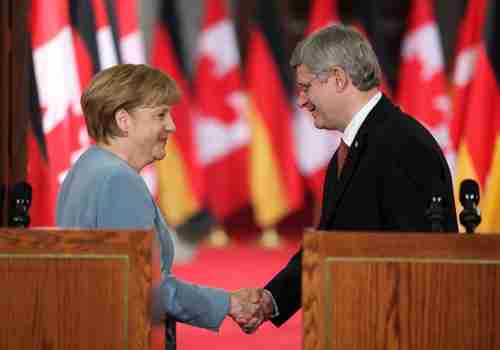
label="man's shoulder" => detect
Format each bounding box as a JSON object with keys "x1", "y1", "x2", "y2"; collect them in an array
[
  {"x1": 363, "y1": 101, "x2": 446, "y2": 174},
  {"x1": 371, "y1": 102, "x2": 439, "y2": 149}
]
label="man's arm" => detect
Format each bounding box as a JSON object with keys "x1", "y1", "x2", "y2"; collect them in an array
[
  {"x1": 379, "y1": 142, "x2": 457, "y2": 232},
  {"x1": 263, "y1": 248, "x2": 302, "y2": 327}
]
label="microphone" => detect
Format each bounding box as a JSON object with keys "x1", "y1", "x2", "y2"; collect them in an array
[
  {"x1": 459, "y1": 179, "x2": 481, "y2": 234},
  {"x1": 8, "y1": 182, "x2": 32, "y2": 227},
  {"x1": 426, "y1": 184, "x2": 444, "y2": 232}
]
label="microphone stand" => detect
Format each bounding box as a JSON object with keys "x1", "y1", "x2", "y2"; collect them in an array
[
  {"x1": 426, "y1": 194, "x2": 444, "y2": 232},
  {"x1": 8, "y1": 182, "x2": 32, "y2": 228},
  {"x1": 459, "y1": 204, "x2": 481, "y2": 234}
]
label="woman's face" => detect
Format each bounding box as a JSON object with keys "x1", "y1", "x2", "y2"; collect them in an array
[{"x1": 127, "y1": 104, "x2": 176, "y2": 165}]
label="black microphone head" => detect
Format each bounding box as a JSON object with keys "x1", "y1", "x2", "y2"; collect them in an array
[
  {"x1": 459, "y1": 179, "x2": 480, "y2": 206},
  {"x1": 11, "y1": 182, "x2": 32, "y2": 201},
  {"x1": 8, "y1": 182, "x2": 32, "y2": 227},
  {"x1": 10, "y1": 182, "x2": 32, "y2": 211},
  {"x1": 429, "y1": 178, "x2": 445, "y2": 203}
]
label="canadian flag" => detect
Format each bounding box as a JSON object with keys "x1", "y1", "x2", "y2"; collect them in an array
[
  {"x1": 92, "y1": 0, "x2": 119, "y2": 69},
  {"x1": 246, "y1": 0, "x2": 303, "y2": 227},
  {"x1": 115, "y1": 0, "x2": 146, "y2": 64},
  {"x1": 29, "y1": 0, "x2": 82, "y2": 225},
  {"x1": 453, "y1": 0, "x2": 500, "y2": 231},
  {"x1": 294, "y1": 0, "x2": 341, "y2": 203},
  {"x1": 397, "y1": 0, "x2": 453, "y2": 170},
  {"x1": 194, "y1": 0, "x2": 250, "y2": 220},
  {"x1": 151, "y1": 1, "x2": 204, "y2": 226}
]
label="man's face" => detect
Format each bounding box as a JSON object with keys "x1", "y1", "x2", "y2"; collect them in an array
[{"x1": 295, "y1": 64, "x2": 343, "y2": 131}]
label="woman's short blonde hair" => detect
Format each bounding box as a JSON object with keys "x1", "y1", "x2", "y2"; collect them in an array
[{"x1": 81, "y1": 64, "x2": 180, "y2": 143}]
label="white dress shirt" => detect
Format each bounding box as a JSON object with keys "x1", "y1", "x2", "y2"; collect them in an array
[{"x1": 342, "y1": 91, "x2": 382, "y2": 146}]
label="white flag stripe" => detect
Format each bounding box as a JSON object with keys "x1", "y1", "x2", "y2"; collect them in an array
[
  {"x1": 453, "y1": 46, "x2": 480, "y2": 86},
  {"x1": 196, "y1": 92, "x2": 251, "y2": 165},
  {"x1": 198, "y1": 20, "x2": 240, "y2": 77},
  {"x1": 293, "y1": 105, "x2": 340, "y2": 175},
  {"x1": 96, "y1": 27, "x2": 119, "y2": 68},
  {"x1": 401, "y1": 24, "x2": 445, "y2": 81},
  {"x1": 33, "y1": 27, "x2": 81, "y2": 134},
  {"x1": 120, "y1": 32, "x2": 146, "y2": 64}
]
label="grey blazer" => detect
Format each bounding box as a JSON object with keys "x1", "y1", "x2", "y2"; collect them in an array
[{"x1": 56, "y1": 145, "x2": 229, "y2": 331}]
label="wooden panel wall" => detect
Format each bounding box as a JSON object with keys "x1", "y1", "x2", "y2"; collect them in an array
[
  {"x1": 10, "y1": 0, "x2": 29, "y2": 185},
  {"x1": 0, "y1": 0, "x2": 30, "y2": 226},
  {"x1": 0, "y1": 1, "x2": 9, "y2": 225}
]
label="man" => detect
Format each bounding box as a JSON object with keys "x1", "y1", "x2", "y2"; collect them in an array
[{"x1": 241, "y1": 24, "x2": 458, "y2": 332}]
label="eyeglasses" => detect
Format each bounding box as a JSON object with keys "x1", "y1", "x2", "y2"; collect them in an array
[{"x1": 296, "y1": 71, "x2": 330, "y2": 95}]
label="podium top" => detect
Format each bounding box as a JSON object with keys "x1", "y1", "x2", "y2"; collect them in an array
[
  {"x1": 0, "y1": 228, "x2": 154, "y2": 255},
  {"x1": 304, "y1": 230, "x2": 500, "y2": 260}
]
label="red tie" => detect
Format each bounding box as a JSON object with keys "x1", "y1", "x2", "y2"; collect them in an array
[{"x1": 337, "y1": 139, "x2": 349, "y2": 177}]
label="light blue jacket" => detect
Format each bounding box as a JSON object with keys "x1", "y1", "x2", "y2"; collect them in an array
[{"x1": 56, "y1": 145, "x2": 230, "y2": 331}]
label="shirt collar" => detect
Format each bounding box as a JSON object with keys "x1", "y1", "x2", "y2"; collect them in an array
[{"x1": 342, "y1": 91, "x2": 382, "y2": 147}]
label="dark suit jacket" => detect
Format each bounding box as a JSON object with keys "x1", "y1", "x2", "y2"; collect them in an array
[{"x1": 265, "y1": 95, "x2": 458, "y2": 326}]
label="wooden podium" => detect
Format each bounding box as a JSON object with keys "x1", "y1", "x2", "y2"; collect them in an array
[
  {"x1": 0, "y1": 228, "x2": 157, "y2": 349},
  {"x1": 303, "y1": 231, "x2": 500, "y2": 350}
]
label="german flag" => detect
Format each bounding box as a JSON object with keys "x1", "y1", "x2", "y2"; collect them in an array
[
  {"x1": 246, "y1": 0, "x2": 303, "y2": 228},
  {"x1": 449, "y1": 0, "x2": 487, "y2": 223},
  {"x1": 455, "y1": 0, "x2": 500, "y2": 232},
  {"x1": 151, "y1": 1, "x2": 204, "y2": 227}
]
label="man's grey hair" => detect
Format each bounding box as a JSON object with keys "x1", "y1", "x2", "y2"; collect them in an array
[{"x1": 290, "y1": 24, "x2": 381, "y2": 91}]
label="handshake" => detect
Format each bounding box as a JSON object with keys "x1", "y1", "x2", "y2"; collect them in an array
[{"x1": 228, "y1": 288, "x2": 275, "y2": 334}]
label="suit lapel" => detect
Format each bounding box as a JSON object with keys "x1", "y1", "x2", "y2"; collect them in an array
[
  {"x1": 318, "y1": 152, "x2": 339, "y2": 229},
  {"x1": 328, "y1": 133, "x2": 367, "y2": 220},
  {"x1": 320, "y1": 95, "x2": 390, "y2": 228}
]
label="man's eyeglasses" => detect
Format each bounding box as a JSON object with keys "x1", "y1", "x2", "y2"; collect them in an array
[{"x1": 296, "y1": 71, "x2": 329, "y2": 94}]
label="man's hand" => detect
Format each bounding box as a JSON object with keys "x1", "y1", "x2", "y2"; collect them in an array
[
  {"x1": 242, "y1": 289, "x2": 275, "y2": 333},
  {"x1": 229, "y1": 288, "x2": 276, "y2": 334},
  {"x1": 229, "y1": 288, "x2": 265, "y2": 333}
]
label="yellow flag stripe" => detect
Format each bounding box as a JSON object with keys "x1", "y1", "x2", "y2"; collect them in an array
[
  {"x1": 481, "y1": 136, "x2": 500, "y2": 232},
  {"x1": 453, "y1": 141, "x2": 500, "y2": 233},
  {"x1": 247, "y1": 98, "x2": 289, "y2": 227},
  {"x1": 156, "y1": 139, "x2": 201, "y2": 226}
]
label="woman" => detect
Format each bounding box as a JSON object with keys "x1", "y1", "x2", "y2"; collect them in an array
[{"x1": 56, "y1": 64, "x2": 260, "y2": 332}]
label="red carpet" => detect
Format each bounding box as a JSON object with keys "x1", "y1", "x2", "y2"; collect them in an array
[{"x1": 170, "y1": 235, "x2": 302, "y2": 349}]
